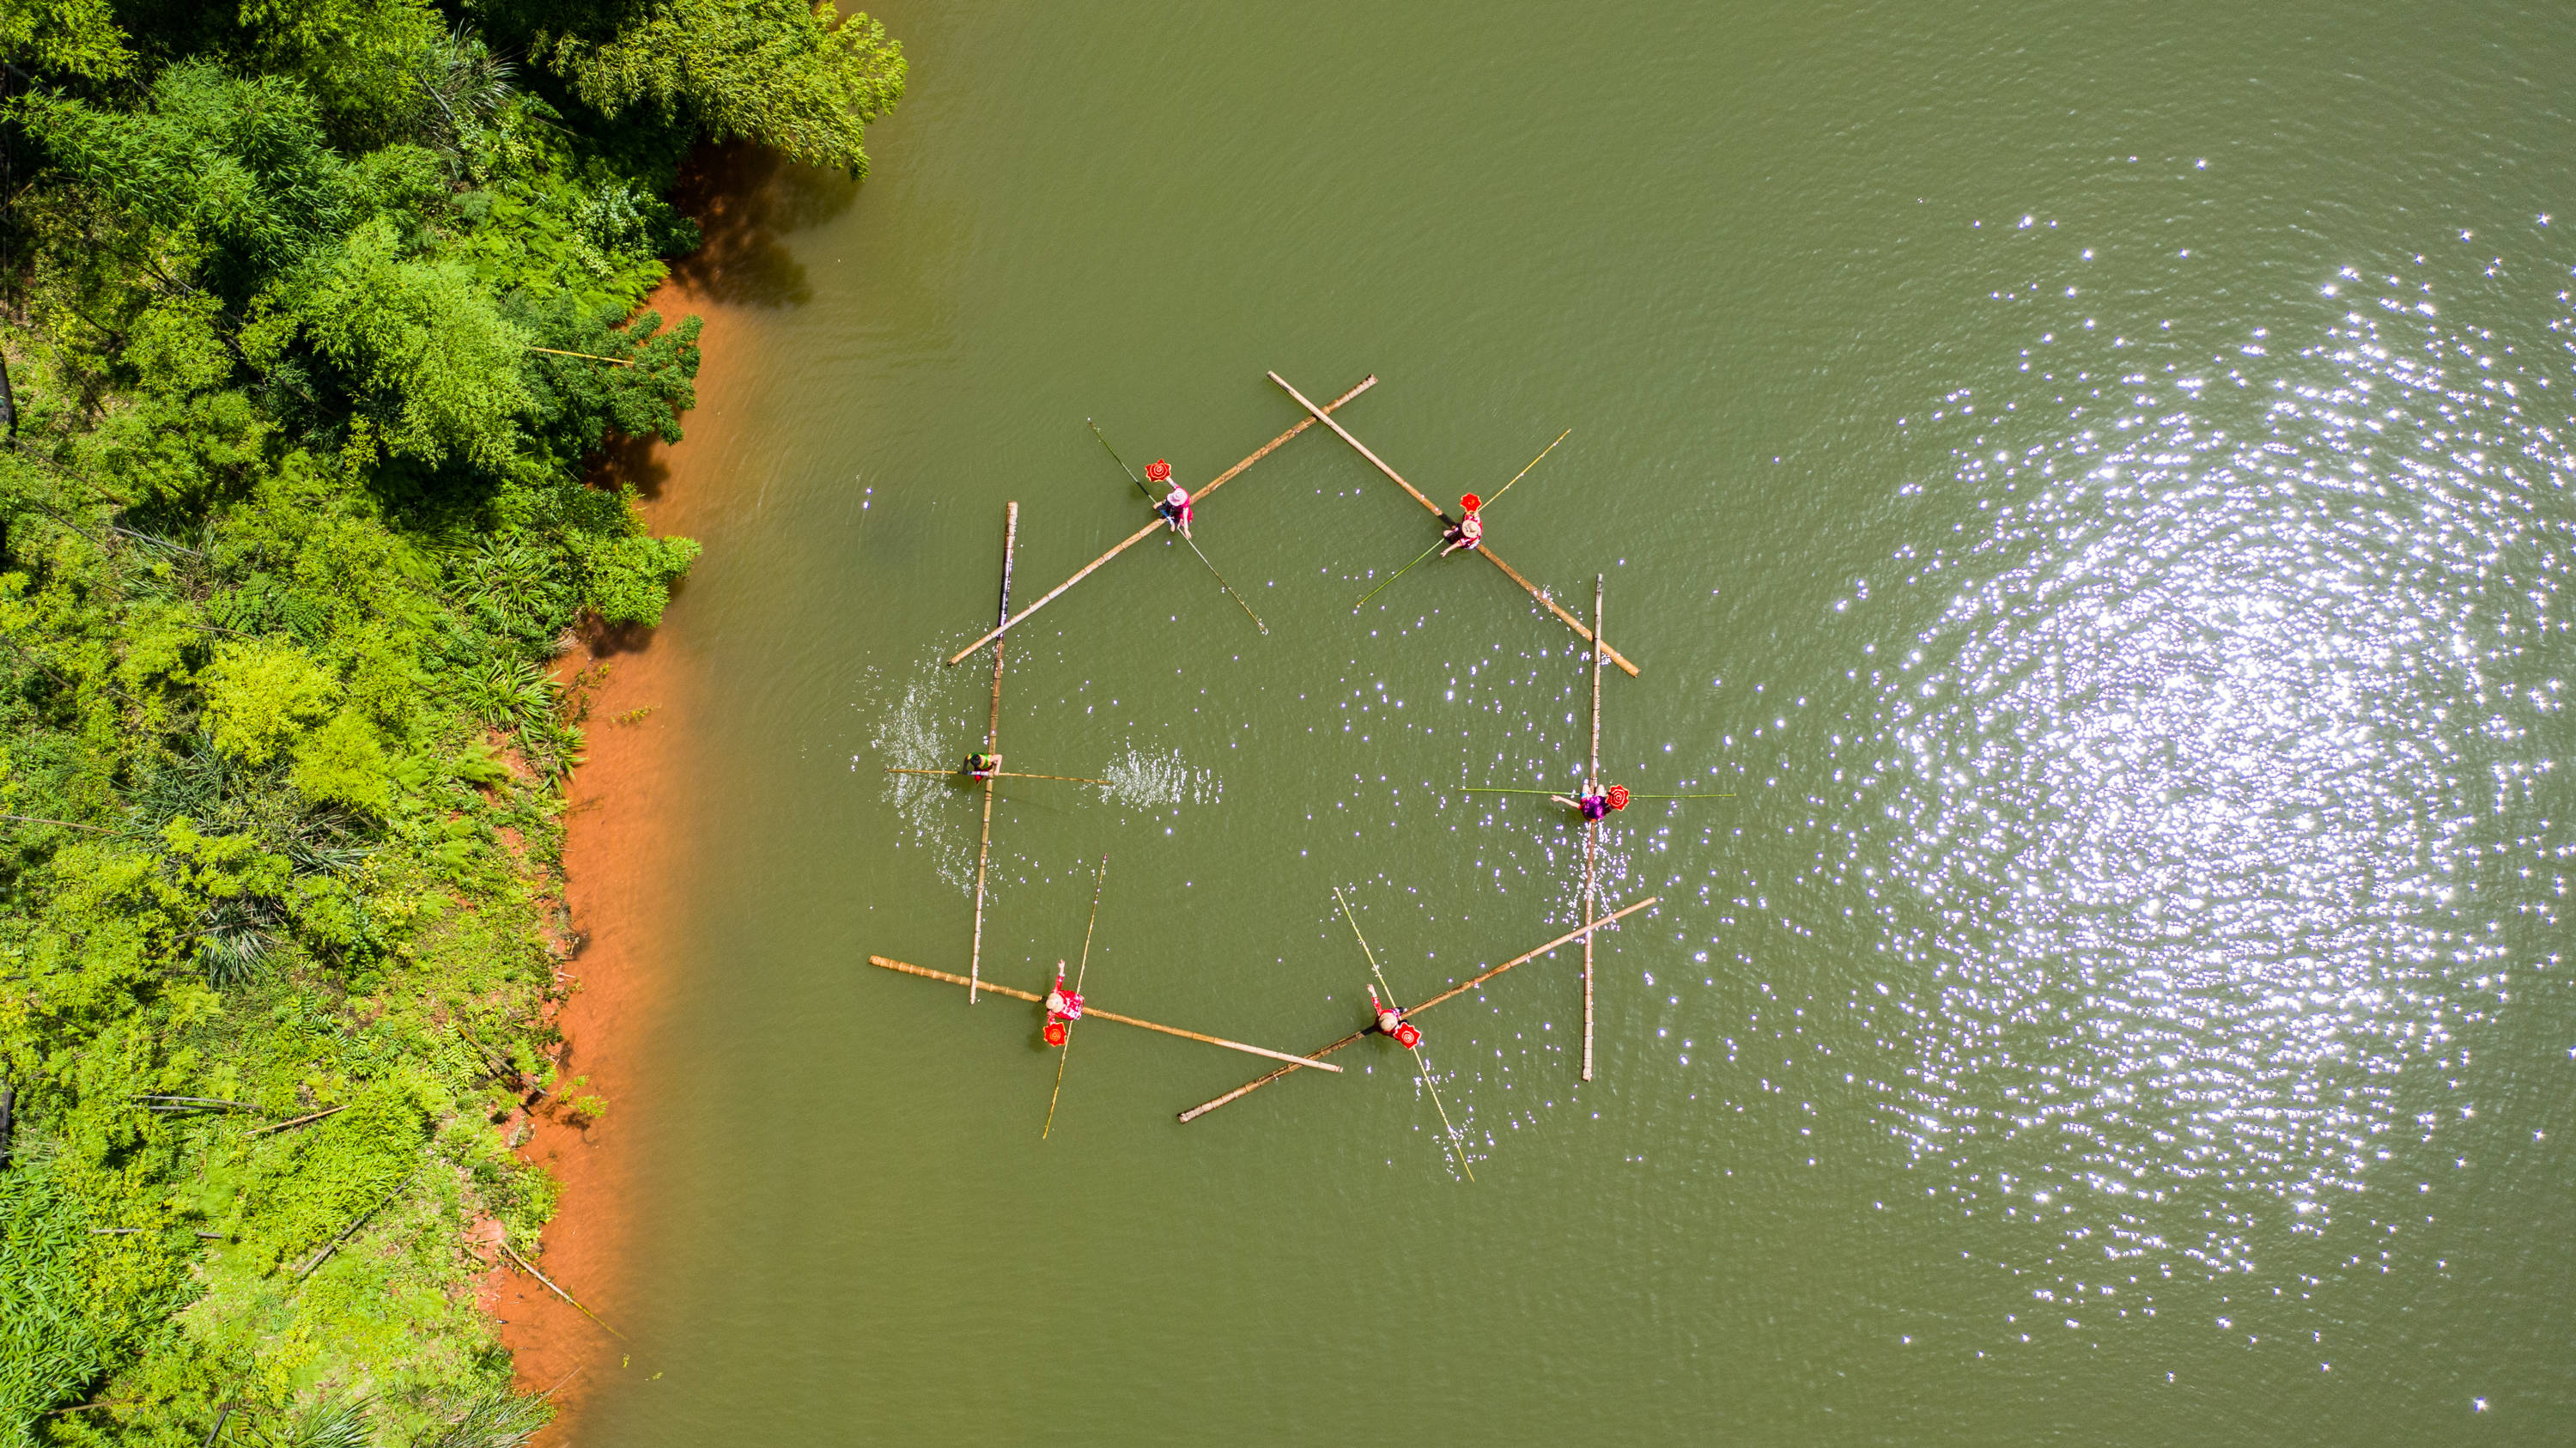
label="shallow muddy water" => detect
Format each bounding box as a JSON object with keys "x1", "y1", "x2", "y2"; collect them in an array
[{"x1": 574, "y1": 3, "x2": 2576, "y2": 1441}]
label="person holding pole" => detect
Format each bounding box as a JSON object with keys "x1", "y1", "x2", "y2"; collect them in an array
[
  {"x1": 1549, "y1": 784, "x2": 1627, "y2": 819},
  {"x1": 1368, "y1": 991, "x2": 1422, "y2": 1049},
  {"x1": 1042, "y1": 964, "x2": 1084, "y2": 1046},
  {"x1": 1148, "y1": 459, "x2": 1193, "y2": 539},
  {"x1": 1439, "y1": 492, "x2": 1484, "y2": 557}
]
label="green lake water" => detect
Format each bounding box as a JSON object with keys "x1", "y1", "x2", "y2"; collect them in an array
[{"x1": 580, "y1": 3, "x2": 2576, "y2": 1441}]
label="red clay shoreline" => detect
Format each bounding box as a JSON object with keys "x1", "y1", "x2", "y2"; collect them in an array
[{"x1": 473, "y1": 141, "x2": 841, "y2": 1439}]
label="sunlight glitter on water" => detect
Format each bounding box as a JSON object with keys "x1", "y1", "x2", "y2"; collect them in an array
[
  {"x1": 1845, "y1": 246, "x2": 2573, "y2": 1294},
  {"x1": 865, "y1": 671, "x2": 981, "y2": 893}
]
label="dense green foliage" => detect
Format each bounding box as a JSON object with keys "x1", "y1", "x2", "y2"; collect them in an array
[{"x1": 0, "y1": 3, "x2": 901, "y2": 1443}]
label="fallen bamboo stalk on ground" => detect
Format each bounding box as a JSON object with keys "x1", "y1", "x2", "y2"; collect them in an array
[
  {"x1": 1267, "y1": 371, "x2": 1641, "y2": 676},
  {"x1": 294, "y1": 1165, "x2": 417, "y2": 1281},
  {"x1": 252, "y1": 1105, "x2": 346, "y2": 1135},
  {"x1": 1177, "y1": 894, "x2": 1660, "y2": 1122},
  {"x1": 867, "y1": 956, "x2": 1343, "y2": 1073},
  {"x1": 945, "y1": 376, "x2": 1377, "y2": 664},
  {"x1": 498, "y1": 1236, "x2": 625, "y2": 1339},
  {"x1": 0, "y1": 812, "x2": 114, "y2": 831},
  {"x1": 88, "y1": 1228, "x2": 227, "y2": 1239},
  {"x1": 969, "y1": 503, "x2": 1018, "y2": 1003},
  {"x1": 132, "y1": 1095, "x2": 260, "y2": 1114}
]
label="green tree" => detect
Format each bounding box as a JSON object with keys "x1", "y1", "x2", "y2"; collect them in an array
[
  {"x1": 200, "y1": 636, "x2": 336, "y2": 765},
  {"x1": 577, "y1": 531, "x2": 699, "y2": 627},
  {"x1": 0, "y1": 0, "x2": 897, "y2": 1432},
  {"x1": 296, "y1": 216, "x2": 534, "y2": 470},
  {"x1": 532, "y1": 0, "x2": 905, "y2": 175},
  {"x1": 14, "y1": 60, "x2": 350, "y2": 301},
  {"x1": 234, "y1": 0, "x2": 445, "y2": 136},
  {"x1": 289, "y1": 708, "x2": 395, "y2": 815},
  {"x1": 0, "y1": 0, "x2": 133, "y2": 82}
]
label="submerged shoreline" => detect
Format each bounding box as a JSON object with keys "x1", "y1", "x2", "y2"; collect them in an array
[{"x1": 483, "y1": 141, "x2": 831, "y2": 1433}]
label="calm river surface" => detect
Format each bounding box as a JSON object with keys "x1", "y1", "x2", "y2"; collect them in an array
[{"x1": 582, "y1": 3, "x2": 2576, "y2": 1442}]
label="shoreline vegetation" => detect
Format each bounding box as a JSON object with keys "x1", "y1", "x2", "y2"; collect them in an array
[{"x1": 0, "y1": 5, "x2": 900, "y2": 1444}]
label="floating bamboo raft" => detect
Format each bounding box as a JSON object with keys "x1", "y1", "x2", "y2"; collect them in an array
[
  {"x1": 968, "y1": 503, "x2": 1017, "y2": 1001},
  {"x1": 945, "y1": 376, "x2": 1379, "y2": 665},
  {"x1": 1267, "y1": 371, "x2": 1641, "y2": 676},
  {"x1": 1582, "y1": 578, "x2": 1605, "y2": 1079},
  {"x1": 868, "y1": 956, "x2": 1344, "y2": 1074},
  {"x1": 1176, "y1": 893, "x2": 1660, "y2": 1123}
]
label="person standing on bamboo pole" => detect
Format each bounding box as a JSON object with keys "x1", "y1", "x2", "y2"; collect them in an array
[
  {"x1": 1148, "y1": 459, "x2": 1193, "y2": 540},
  {"x1": 1549, "y1": 784, "x2": 1626, "y2": 820},
  {"x1": 1368, "y1": 992, "x2": 1422, "y2": 1049},
  {"x1": 1042, "y1": 964, "x2": 1084, "y2": 1046},
  {"x1": 1439, "y1": 492, "x2": 1484, "y2": 557}
]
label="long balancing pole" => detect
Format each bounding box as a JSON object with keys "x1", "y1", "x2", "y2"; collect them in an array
[
  {"x1": 1267, "y1": 370, "x2": 1641, "y2": 676},
  {"x1": 1177, "y1": 894, "x2": 1661, "y2": 1122},
  {"x1": 1043, "y1": 855, "x2": 1109, "y2": 1140},
  {"x1": 969, "y1": 503, "x2": 1018, "y2": 1003},
  {"x1": 1334, "y1": 888, "x2": 1473, "y2": 1182},
  {"x1": 1478, "y1": 427, "x2": 1572, "y2": 513},
  {"x1": 1583, "y1": 575, "x2": 1603, "y2": 1083},
  {"x1": 1356, "y1": 429, "x2": 1568, "y2": 611},
  {"x1": 885, "y1": 767, "x2": 1112, "y2": 785},
  {"x1": 1458, "y1": 787, "x2": 1737, "y2": 799},
  {"x1": 945, "y1": 377, "x2": 1373, "y2": 665},
  {"x1": 1352, "y1": 536, "x2": 1443, "y2": 611},
  {"x1": 867, "y1": 957, "x2": 1343, "y2": 1071},
  {"x1": 1088, "y1": 419, "x2": 1267, "y2": 633}
]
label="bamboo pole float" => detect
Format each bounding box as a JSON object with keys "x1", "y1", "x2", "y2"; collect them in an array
[
  {"x1": 1267, "y1": 371, "x2": 1641, "y2": 677},
  {"x1": 884, "y1": 768, "x2": 1111, "y2": 785},
  {"x1": 868, "y1": 957, "x2": 1343, "y2": 1073},
  {"x1": 945, "y1": 376, "x2": 1377, "y2": 665},
  {"x1": 969, "y1": 503, "x2": 1018, "y2": 1003},
  {"x1": 1176, "y1": 894, "x2": 1660, "y2": 1123},
  {"x1": 1583, "y1": 575, "x2": 1603, "y2": 1084}
]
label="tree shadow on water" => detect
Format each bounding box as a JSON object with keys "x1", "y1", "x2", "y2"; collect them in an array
[
  {"x1": 579, "y1": 614, "x2": 663, "y2": 662},
  {"x1": 666, "y1": 141, "x2": 863, "y2": 308},
  {"x1": 587, "y1": 433, "x2": 671, "y2": 502}
]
